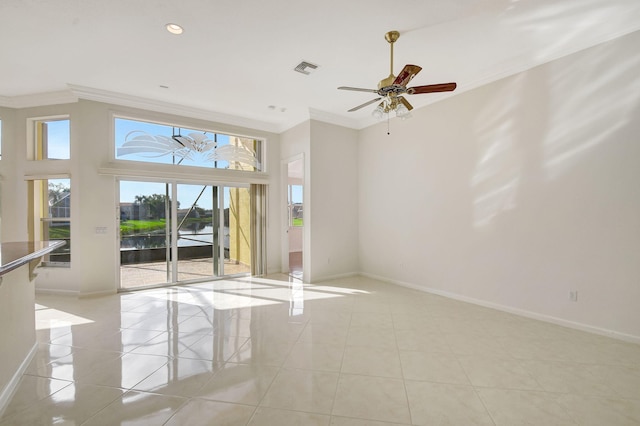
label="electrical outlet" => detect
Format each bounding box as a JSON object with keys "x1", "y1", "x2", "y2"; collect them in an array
[{"x1": 569, "y1": 291, "x2": 578, "y2": 302}]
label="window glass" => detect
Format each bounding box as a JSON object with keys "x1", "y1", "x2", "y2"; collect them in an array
[
  {"x1": 115, "y1": 118, "x2": 262, "y2": 171},
  {"x1": 33, "y1": 118, "x2": 70, "y2": 160},
  {"x1": 289, "y1": 184, "x2": 303, "y2": 227},
  {"x1": 30, "y1": 178, "x2": 71, "y2": 265}
]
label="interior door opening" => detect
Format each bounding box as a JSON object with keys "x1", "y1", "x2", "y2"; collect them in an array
[{"x1": 287, "y1": 158, "x2": 304, "y2": 279}]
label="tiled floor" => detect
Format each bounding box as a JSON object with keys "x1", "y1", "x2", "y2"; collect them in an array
[{"x1": 2, "y1": 275, "x2": 640, "y2": 425}]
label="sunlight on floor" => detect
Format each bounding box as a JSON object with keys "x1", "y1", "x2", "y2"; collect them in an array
[{"x1": 4, "y1": 274, "x2": 639, "y2": 425}]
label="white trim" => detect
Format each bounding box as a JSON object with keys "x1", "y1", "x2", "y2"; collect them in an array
[
  {"x1": 0, "y1": 342, "x2": 38, "y2": 418},
  {"x1": 34, "y1": 288, "x2": 79, "y2": 297},
  {"x1": 0, "y1": 95, "x2": 11, "y2": 108},
  {"x1": 313, "y1": 271, "x2": 359, "y2": 283},
  {"x1": 24, "y1": 173, "x2": 71, "y2": 181},
  {"x1": 69, "y1": 85, "x2": 282, "y2": 134},
  {"x1": 79, "y1": 289, "x2": 116, "y2": 298},
  {"x1": 98, "y1": 165, "x2": 269, "y2": 185},
  {"x1": 308, "y1": 108, "x2": 360, "y2": 130},
  {"x1": 0, "y1": 91, "x2": 78, "y2": 109},
  {"x1": 360, "y1": 272, "x2": 640, "y2": 344}
]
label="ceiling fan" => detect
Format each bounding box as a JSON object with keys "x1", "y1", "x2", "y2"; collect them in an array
[{"x1": 338, "y1": 31, "x2": 457, "y2": 117}]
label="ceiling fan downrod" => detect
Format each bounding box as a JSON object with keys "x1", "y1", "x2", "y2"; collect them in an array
[
  {"x1": 379, "y1": 31, "x2": 400, "y2": 90},
  {"x1": 385, "y1": 31, "x2": 399, "y2": 77}
]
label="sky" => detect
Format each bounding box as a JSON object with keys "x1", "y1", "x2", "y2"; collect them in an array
[{"x1": 45, "y1": 119, "x2": 70, "y2": 159}]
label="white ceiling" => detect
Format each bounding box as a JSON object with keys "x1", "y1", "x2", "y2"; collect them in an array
[{"x1": 1, "y1": 0, "x2": 639, "y2": 133}]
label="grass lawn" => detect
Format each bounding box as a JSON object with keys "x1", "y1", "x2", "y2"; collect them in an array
[{"x1": 120, "y1": 219, "x2": 167, "y2": 235}]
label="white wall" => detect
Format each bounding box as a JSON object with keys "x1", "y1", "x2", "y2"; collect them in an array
[
  {"x1": 0, "y1": 107, "x2": 17, "y2": 242},
  {"x1": 309, "y1": 120, "x2": 359, "y2": 281},
  {"x1": 280, "y1": 121, "x2": 311, "y2": 278},
  {"x1": 359, "y1": 30, "x2": 640, "y2": 340},
  {"x1": 1, "y1": 100, "x2": 282, "y2": 295},
  {"x1": 279, "y1": 120, "x2": 359, "y2": 282},
  {"x1": 11, "y1": 104, "x2": 81, "y2": 294},
  {"x1": 0, "y1": 266, "x2": 36, "y2": 411}
]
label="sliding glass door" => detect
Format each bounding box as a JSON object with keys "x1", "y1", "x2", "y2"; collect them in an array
[
  {"x1": 119, "y1": 181, "x2": 172, "y2": 289},
  {"x1": 175, "y1": 183, "x2": 220, "y2": 282},
  {"x1": 119, "y1": 180, "x2": 251, "y2": 290}
]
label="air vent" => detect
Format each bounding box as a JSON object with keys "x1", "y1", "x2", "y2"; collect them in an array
[{"x1": 294, "y1": 61, "x2": 318, "y2": 75}]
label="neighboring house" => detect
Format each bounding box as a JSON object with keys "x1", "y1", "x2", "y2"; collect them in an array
[{"x1": 119, "y1": 203, "x2": 149, "y2": 221}]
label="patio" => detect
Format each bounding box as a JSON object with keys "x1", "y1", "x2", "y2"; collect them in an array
[{"x1": 120, "y1": 258, "x2": 250, "y2": 290}]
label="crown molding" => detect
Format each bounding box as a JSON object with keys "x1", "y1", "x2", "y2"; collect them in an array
[
  {"x1": 68, "y1": 84, "x2": 284, "y2": 134},
  {"x1": 308, "y1": 108, "x2": 362, "y2": 130},
  {"x1": 0, "y1": 91, "x2": 78, "y2": 108}
]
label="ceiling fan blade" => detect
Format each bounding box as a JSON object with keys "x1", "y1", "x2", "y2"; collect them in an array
[
  {"x1": 399, "y1": 96, "x2": 413, "y2": 111},
  {"x1": 393, "y1": 65, "x2": 422, "y2": 87},
  {"x1": 348, "y1": 97, "x2": 382, "y2": 112},
  {"x1": 407, "y1": 82, "x2": 457, "y2": 94},
  {"x1": 338, "y1": 86, "x2": 379, "y2": 93}
]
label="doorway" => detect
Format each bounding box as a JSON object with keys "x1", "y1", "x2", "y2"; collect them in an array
[
  {"x1": 118, "y1": 180, "x2": 252, "y2": 290},
  {"x1": 286, "y1": 158, "x2": 304, "y2": 279}
]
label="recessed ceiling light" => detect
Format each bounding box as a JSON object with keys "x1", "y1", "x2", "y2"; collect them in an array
[{"x1": 166, "y1": 23, "x2": 183, "y2": 35}]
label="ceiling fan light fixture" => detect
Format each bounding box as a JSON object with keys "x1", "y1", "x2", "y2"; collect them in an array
[
  {"x1": 372, "y1": 104, "x2": 385, "y2": 120},
  {"x1": 395, "y1": 103, "x2": 411, "y2": 119}
]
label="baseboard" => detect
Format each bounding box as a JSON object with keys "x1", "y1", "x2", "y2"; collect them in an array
[
  {"x1": 35, "y1": 288, "x2": 79, "y2": 297},
  {"x1": 313, "y1": 271, "x2": 359, "y2": 283},
  {"x1": 360, "y1": 272, "x2": 640, "y2": 344},
  {"x1": 0, "y1": 342, "x2": 38, "y2": 418},
  {"x1": 79, "y1": 289, "x2": 117, "y2": 298}
]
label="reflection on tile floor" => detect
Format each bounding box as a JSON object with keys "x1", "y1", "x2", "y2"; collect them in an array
[{"x1": 2, "y1": 274, "x2": 640, "y2": 425}]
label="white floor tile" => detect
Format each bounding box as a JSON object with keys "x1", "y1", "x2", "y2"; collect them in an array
[
  {"x1": 285, "y1": 341, "x2": 345, "y2": 372},
  {"x1": 332, "y1": 374, "x2": 411, "y2": 423},
  {"x1": 3, "y1": 276, "x2": 639, "y2": 426},
  {"x1": 405, "y1": 381, "x2": 494, "y2": 425},
  {"x1": 195, "y1": 363, "x2": 278, "y2": 405},
  {"x1": 164, "y1": 398, "x2": 255, "y2": 426},
  {"x1": 249, "y1": 407, "x2": 330, "y2": 426},
  {"x1": 81, "y1": 390, "x2": 187, "y2": 425},
  {"x1": 260, "y1": 368, "x2": 339, "y2": 414},
  {"x1": 400, "y1": 350, "x2": 470, "y2": 384},
  {"x1": 477, "y1": 388, "x2": 577, "y2": 425},
  {"x1": 457, "y1": 355, "x2": 542, "y2": 390},
  {"x1": 341, "y1": 346, "x2": 402, "y2": 378}
]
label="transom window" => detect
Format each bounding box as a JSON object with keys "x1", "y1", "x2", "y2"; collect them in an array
[
  {"x1": 30, "y1": 117, "x2": 70, "y2": 160},
  {"x1": 114, "y1": 117, "x2": 263, "y2": 171}
]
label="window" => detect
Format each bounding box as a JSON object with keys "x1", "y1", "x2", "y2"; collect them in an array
[
  {"x1": 31, "y1": 118, "x2": 70, "y2": 160},
  {"x1": 114, "y1": 117, "x2": 263, "y2": 171},
  {"x1": 288, "y1": 184, "x2": 303, "y2": 227},
  {"x1": 29, "y1": 178, "x2": 71, "y2": 265}
]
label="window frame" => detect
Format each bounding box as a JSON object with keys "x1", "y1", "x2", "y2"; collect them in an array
[
  {"x1": 27, "y1": 115, "x2": 71, "y2": 161},
  {"x1": 28, "y1": 177, "x2": 72, "y2": 267},
  {"x1": 111, "y1": 114, "x2": 266, "y2": 173}
]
